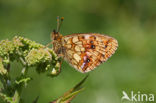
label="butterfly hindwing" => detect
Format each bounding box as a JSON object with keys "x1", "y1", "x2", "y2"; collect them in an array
[{"x1": 62, "y1": 33, "x2": 118, "y2": 73}]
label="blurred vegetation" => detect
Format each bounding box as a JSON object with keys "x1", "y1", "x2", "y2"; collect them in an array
[
  {"x1": 0, "y1": 36, "x2": 61, "y2": 103},
  {"x1": 0, "y1": 0, "x2": 156, "y2": 103}
]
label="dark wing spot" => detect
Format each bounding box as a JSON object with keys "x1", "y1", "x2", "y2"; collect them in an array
[
  {"x1": 91, "y1": 45, "x2": 95, "y2": 49},
  {"x1": 82, "y1": 57, "x2": 91, "y2": 72},
  {"x1": 99, "y1": 59, "x2": 103, "y2": 63},
  {"x1": 82, "y1": 36, "x2": 85, "y2": 39},
  {"x1": 85, "y1": 58, "x2": 90, "y2": 64},
  {"x1": 104, "y1": 39, "x2": 112, "y2": 49},
  {"x1": 93, "y1": 36, "x2": 96, "y2": 39},
  {"x1": 86, "y1": 58, "x2": 90, "y2": 62}
]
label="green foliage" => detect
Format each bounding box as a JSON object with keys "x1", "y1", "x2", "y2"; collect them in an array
[{"x1": 0, "y1": 36, "x2": 62, "y2": 103}]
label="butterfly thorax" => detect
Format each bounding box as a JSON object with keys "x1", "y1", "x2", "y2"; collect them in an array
[{"x1": 52, "y1": 31, "x2": 63, "y2": 57}]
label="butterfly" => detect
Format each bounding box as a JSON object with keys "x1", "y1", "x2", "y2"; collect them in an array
[{"x1": 51, "y1": 17, "x2": 118, "y2": 73}]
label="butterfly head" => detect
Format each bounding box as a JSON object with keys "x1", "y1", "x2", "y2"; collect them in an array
[{"x1": 52, "y1": 29, "x2": 62, "y2": 41}]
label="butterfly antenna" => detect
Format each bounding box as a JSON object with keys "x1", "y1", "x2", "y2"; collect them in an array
[
  {"x1": 57, "y1": 17, "x2": 64, "y2": 33},
  {"x1": 56, "y1": 16, "x2": 60, "y2": 32}
]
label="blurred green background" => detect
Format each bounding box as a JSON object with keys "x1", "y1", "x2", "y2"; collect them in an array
[{"x1": 0, "y1": 0, "x2": 156, "y2": 103}]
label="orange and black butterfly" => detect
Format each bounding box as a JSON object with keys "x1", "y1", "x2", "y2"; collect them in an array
[{"x1": 51, "y1": 17, "x2": 118, "y2": 73}]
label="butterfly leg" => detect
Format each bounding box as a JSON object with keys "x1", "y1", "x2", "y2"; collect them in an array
[{"x1": 45, "y1": 41, "x2": 53, "y2": 48}]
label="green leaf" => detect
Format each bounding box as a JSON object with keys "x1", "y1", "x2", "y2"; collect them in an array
[
  {"x1": 61, "y1": 88, "x2": 84, "y2": 103},
  {"x1": 12, "y1": 91, "x2": 20, "y2": 103},
  {"x1": 32, "y1": 96, "x2": 39, "y2": 103},
  {"x1": 50, "y1": 75, "x2": 88, "y2": 103}
]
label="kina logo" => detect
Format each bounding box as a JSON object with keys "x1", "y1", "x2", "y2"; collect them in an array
[{"x1": 121, "y1": 91, "x2": 154, "y2": 102}]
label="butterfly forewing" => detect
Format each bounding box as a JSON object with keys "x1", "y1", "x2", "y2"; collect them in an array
[{"x1": 61, "y1": 33, "x2": 118, "y2": 73}]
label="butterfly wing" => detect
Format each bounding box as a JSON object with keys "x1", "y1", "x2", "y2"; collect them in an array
[{"x1": 62, "y1": 33, "x2": 118, "y2": 73}]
